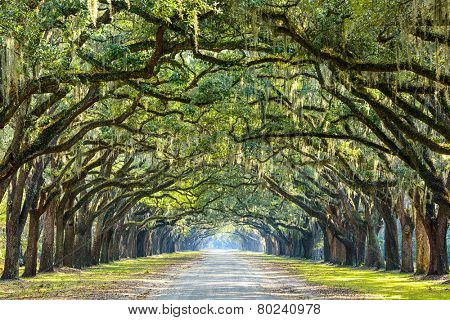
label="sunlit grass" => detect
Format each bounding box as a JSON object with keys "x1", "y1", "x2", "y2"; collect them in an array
[
  {"x1": 255, "y1": 254, "x2": 449, "y2": 300},
  {"x1": 0, "y1": 251, "x2": 200, "y2": 299}
]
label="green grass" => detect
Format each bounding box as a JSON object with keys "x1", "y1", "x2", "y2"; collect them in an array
[
  {"x1": 0, "y1": 251, "x2": 200, "y2": 299},
  {"x1": 256, "y1": 254, "x2": 450, "y2": 300}
]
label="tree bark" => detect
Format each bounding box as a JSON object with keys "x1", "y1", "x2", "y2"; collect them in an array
[
  {"x1": 378, "y1": 194, "x2": 400, "y2": 270},
  {"x1": 73, "y1": 228, "x2": 92, "y2": 268},
  {"x1": 426, "y1": 195, "x2": 449, "y2": 275},
  {"x1": 22, "y1": 214, "x2": 39, "y2": 277},
  {"x1": 425, "y1": 174, "x2": 449, "y2": 275},
  {"x1": 365, "y1": 220, "x2": 384, "y2": 269},
  {"x1": 100, "y1": 229, "x2": 112, "y2": 263},
  {"x1": 383, "y1": 213, "x2": 400, "y2": 270},
  {"x1": 23, "y1": 190, "x2": 46, "y2": 277},
  {"x1": 63, "y1": 213, "x2": 75, "y2": 267},
  {"x1": 39, "y1": 201, "x2": 57, "y2": 273},
  {"x1": 355, "y1": 228, "x2": 366, "y2": 266},
  {"x1": 1, "y1": 167, "x2": 28, "y2": 280},
  {"x1": 54, "y1": 195, "x2": 70, "y2": 267},
  {"x1": 112, "y1": 228, "x2": 122, "y2": 261},
  {"x1": 22, "y1": 212, "x2": 40, "y2": 277},
  {"x1": 91, "y1": 214, "x2": 105, "y2": 265},
  {"x1": 321, "y1": 225, "x2": 331, "y2": 262},
  {"x1": 413, "y1": 190, "x2": 430, "y2": 274},
  {"x1": 73, "y1": 231, "x2": 85, "y2": 269},
  {"x1": 54, "y1": 208, "x2": 65, "y2": 267},
  {"x1": 343, "y1": 240, "x2": 356, "y2": 266},
  {"x1": 127, "y1": 226, "x2": 137, "y2": 258},
  {"x1": 301, "y1": 233, "x2": 314, "y2": 259},
  {"x1": 395, "y1": 194, "x2": 415, "y2": 273},
  {"x1": 400, "y1": 223, "x2": 414, "y2": 273}
]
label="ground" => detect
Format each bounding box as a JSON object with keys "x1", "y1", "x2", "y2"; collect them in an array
[
  {"x1": 0, "y1": 250, "x2": 448, "y2": 300},
  {"x1": 154, "y1": 250, "x2": 363, "y2": 299},
  {"x1": 0, "y1": 252, "x2": 200, "y2": 299}
]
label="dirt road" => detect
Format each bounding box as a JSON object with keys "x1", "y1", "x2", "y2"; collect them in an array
[{"x1": 153, "y1": 250, "x2": 363, "y2": 299}]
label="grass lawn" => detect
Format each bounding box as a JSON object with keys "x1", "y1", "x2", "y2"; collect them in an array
[
  {"x1": 0, "y1": 251, "x2": 200, "y2": 299},
  {"x1": 256, "y1": 254, "x2": 450, "y2": 299}
]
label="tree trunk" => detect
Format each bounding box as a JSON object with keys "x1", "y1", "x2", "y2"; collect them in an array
[
  {"x1": 400, "y1": 216, "x2": 414, "y2": 273},
  {"x1": 100, "y1": 229, "x2": 111, "y2": 263},
  {"x1": 343, "y1": 240, "x2": 356, "y2": 266},
  {"x1": 127, "y1": 226, "x2": 137, "y2": 258},
  {"x1": 54, "y1": 208, "x2": 65, "y2": 267},
  {"x1": 264, "y1": 235, "x2": 273, "y2": 254},
  {"x1": 365, "y1": 221, "x2": 384, "y2": 268},
  {"x1": 91, "y1": 219, "x2": 104, "y2": 265},
  {"x1": 396, "y1": 194, "x2": 415, "y2": 273},
  {"x1": 379, "y1": 196, "x2": 400, "y2": 270},
  {"x1": 107, "y1": 229, "x2": 115, "y2": 262},
  {"x1": 22, "y1": 212, "x2": 40, "y2": 277},
  {"x1": 0, "y1": 112, "x2": 27, "y2": 280},
  {"x1": 22, "y1": 184, "x2": 47, "y2": 278},
  {"x1": 112, "y1": 230, "x2": 122, "y2": 261},
  {"x1": 137, "y1": 230, "x2": 147, "y2": 257},
  {"x1": 301, "y1": 233, "x2": 314, "y2": 259},
  {"x1": 332, "y1": 237, "x2": 346, "y2": 264},
  {"x1": 412, "y1": 190, "x2": 430, "y2": 274},
  {"x1": 1, "y1": 168, "x2": 28, "y2": 280},
  {"x1": 39, "y1": 201, "x2": 57, "y2": 273},
  {"x1": 426, "y1": 174, "x2": 450, "y2": 275},
  {"x1": 278, "y1": 237, "x2": 286, "y2": 256},
  {"x1": 151, "y1": 229, "x2": 161, "y2": 255},
  {"x1": 1, "y1": 210, "x2": 21, "y2": 279},
  {"x1": 321, "y1": 225, "x2": 331, "y2": 262},
  {"x1": 54, "y1": 194, "x2": 70, "y2": 267},
  {"x1": 63, "y1": 214, "x2": 75, "y2": 267},
  {"x1": 383, "y1": 214, "x2": 400, "y2": 270},
  {"x1": 354, "y1": 228, "x2": 366, "y2": 266},
  {"x1": 1, "y1": 197, "x2": 21, "y2": 279},
  {"x1": 84, "y1": 227, "x2": 93, "y2": 267},
  {"x1": 426, "y1": 204, "x2": 448, "y2": 275},
  {"x1": 73, "y1": 232, "x2": 85, "y2": 269},
  {"x1": 119, "y1": 230, "x2": 128, "y2": 258}
]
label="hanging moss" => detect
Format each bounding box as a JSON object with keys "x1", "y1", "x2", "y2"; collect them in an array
[
  {"x1": 1, "y1": 37, "x2": 19, "y2": 105},
  {"x1": 192, "y1": 10, "x2": 199, "y2": 52},
  {"x1": 87, "y1": 0, "x2": 98, "y2": 26}
]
